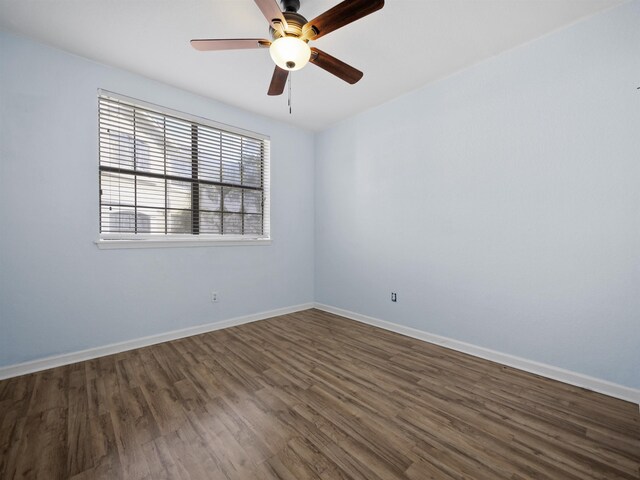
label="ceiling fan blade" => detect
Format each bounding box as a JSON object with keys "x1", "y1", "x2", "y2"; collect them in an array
[
  {"x1": 268, "y1": 66, "x2": 289, "y2": 96},
  {"x1": 302, "y1": 0, "x2": 384, "y2": 41},
  {"x1": 190, "y1": 39, "x2": 271, "y2": 51},
  {"x1": 309, "y1": 48, "x2": 363, "y2": 84},
  {"x1": 254, "y1": 0, "x2": 288, "y2": 31}
]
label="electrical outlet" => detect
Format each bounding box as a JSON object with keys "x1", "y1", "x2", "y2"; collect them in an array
[
  {"x1": 391, "y1": 292, "x2": 397, "y2": 302},
  {"x1": 211, "y1": 291, "x2": 219, "y2": 303}
]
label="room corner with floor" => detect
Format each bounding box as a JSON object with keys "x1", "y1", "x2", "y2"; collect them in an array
[{"x1": 1, "y1": 0, "x2": 639, "y2": 479}]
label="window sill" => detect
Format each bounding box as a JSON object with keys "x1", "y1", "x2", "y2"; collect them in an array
[{"x1": 95, "y1": 237, "x2": 272, "y2": 249}]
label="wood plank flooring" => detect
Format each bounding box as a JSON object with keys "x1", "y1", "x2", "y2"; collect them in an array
[{"x1": 0, "y1": 308, "x2": 638, "y2": 479}]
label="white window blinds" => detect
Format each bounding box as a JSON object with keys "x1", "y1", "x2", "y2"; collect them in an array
[{"x1": 98, "y1": 92, "x2": 270, "y2": 240}]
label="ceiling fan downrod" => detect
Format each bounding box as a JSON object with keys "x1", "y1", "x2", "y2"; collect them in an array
[{"x1": 280, "y1": 0, "x2": 300, "y2": 13}]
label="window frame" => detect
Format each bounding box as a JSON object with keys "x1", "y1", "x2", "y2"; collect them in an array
[{"x1": 95, "y1": 89, "x2": 271, "y2": 249}]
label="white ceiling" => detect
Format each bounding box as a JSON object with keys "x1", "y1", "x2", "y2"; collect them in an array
[{"x1": 0, "y1": 0, "x2": 625, "y2": 131}]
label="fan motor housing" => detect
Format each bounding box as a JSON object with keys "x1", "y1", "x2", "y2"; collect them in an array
[{"x1": 270, "y1": 11, "x2": 308, "y2": 39}]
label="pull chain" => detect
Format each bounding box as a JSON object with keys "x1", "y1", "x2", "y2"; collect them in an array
[{"x1": 288, "y1": 73, "x2": 292, "y2": 114}]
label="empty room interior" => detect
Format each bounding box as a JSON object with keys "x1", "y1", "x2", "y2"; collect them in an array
[{"x1": 1, "y1": 0, "x2": 639, "y2": 478}]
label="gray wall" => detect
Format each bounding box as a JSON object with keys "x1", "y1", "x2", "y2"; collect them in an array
[
  {"x1": 314, "y1": 2, "x2": 640, "y2": 389},
  {"x1": 0, "y1": 31, "x2": 315, "y2": 366}
]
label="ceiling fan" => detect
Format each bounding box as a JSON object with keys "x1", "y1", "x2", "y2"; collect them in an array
[{"x1": 190, "y1": 0, "x2": 385, "y2": 96}]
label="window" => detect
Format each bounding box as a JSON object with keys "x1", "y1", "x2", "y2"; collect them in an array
[{"x1": 97, "y1": 90, "x2": 270, "y2": 248}]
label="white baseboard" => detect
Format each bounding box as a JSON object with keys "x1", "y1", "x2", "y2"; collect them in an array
[
  {"x1": 314, "y1": 303, "x2": 640, "y2": 405},
  {"x1": 0, "y1": 303, "x2": 314, "y2": 381},
  {"x1": 3, "y1": 302, "x2": 638, "y2": 405}
]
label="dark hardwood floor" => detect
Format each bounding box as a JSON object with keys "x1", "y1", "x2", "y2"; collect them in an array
[{"x1": 0, "y1": 309, "x2": 638, "y2": 479}]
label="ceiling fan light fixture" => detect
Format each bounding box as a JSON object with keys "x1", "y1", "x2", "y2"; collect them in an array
[{"x1": 269, "y1": 36, "x2": 310, "y2": 71}]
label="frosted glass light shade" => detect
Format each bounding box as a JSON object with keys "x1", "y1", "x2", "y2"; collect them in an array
[{"x1": 269, "y1": 37, "x2": 311, "y2": 71}]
